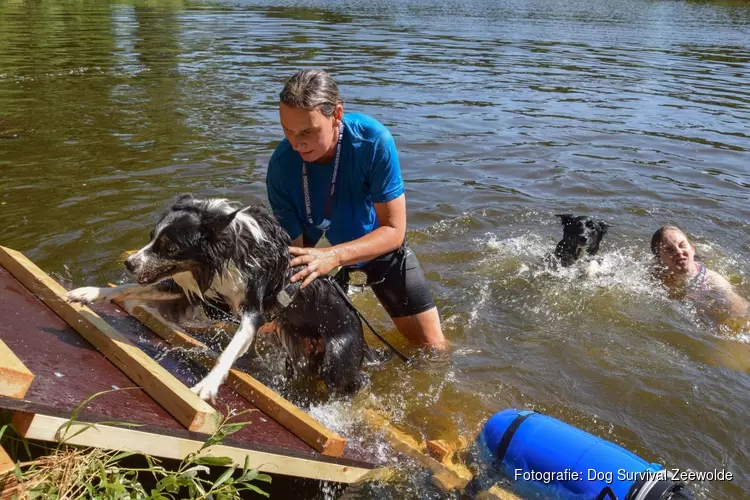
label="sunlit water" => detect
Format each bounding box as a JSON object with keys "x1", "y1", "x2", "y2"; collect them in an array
[{"x1": 2, "y1": 0, "x2": 750, "y2": 498}]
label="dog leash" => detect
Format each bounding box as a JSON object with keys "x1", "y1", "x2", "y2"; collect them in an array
[
  {"x1": 276, "y1": 263, "x2": 411, "y2": 363},
  {"x1": 328, "y1": 279, "x2": 411, "y2": 364}
]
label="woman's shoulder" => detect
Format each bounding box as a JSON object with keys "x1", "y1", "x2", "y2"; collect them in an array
[
  {"x1": 266, "y1": 140, "x2": 300, "y2": 188},
  {"x1": 268, "y1": 139, "x2": 298, "y2": 170},
  {"x1": 704, "y1": 268, "x2": 733, "y2": 291},
  {"x1": 344, "y1": 113, "x2": 393, "y2": 144},
  {"x1": 700, "y1": 267, "x2": 750, "y2": 317}
]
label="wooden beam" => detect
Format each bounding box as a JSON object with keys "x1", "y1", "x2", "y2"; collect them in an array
[
  {"x1": 114, "y1": 297, "x2": 347, "y2": 457},
  {"x1": 362, "y1": 409, "x2": 471, "y2": 490},
  {"x1": 0, "y1": 339, "x2": 34, "y2": 399},
  {"x1": 477, "y1": 485, "x2": 524, "y2": 500},
  {"x1": 227, "y1": 370, "x2": 345, "y2": 456},
  {"x1": 11, "y1": 411, "x2": 373, "y2": 484},
  {"x1": 0, "y1": 445, "x2": 19, "y2": 500},
  {"x1": 0, "y1": 246, "x2": 221, "y2": 435},
  {"x1": 425, "y1": 439, "x2": 451, "y2": 462},
  {"x1": 362, "y1": 410, "x2": 521, "y2": 499}
]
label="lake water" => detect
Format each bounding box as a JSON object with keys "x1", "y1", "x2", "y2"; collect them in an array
[{"x1": 1, "y1": 0, "x2": 749, "y2": 498}]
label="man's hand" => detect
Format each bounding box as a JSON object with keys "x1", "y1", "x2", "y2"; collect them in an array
[{"x1": 289, "y1": 246, "x2": 341, "y2": 288}]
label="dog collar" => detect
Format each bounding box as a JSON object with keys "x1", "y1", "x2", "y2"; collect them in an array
[
  {"x1": 275, "y1": 264, "x2": 306, "y2": 310},
  {"x1": 277, "y1": 281, "x2": 300, "y2": 308}
]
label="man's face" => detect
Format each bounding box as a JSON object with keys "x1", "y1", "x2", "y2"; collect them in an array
[{"x1": 279, "y1": 103, "x2": 341, "y2": 163}]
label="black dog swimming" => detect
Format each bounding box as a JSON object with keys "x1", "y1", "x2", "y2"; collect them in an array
[
  {"x1": 67, "y1": 194, "x2": 369, "y2": 401},
  {"x1": 549, "y1": 214, "x2": 610, "y2": 274}
]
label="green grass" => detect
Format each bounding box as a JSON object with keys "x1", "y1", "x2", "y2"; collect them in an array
[{"x1": 0, "y1": 389, "x2": 271, "y2": 499}]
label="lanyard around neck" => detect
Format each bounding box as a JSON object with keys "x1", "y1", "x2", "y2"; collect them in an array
[{"x1": 302, "y1": 122, "x2": 344, "y2": 231}]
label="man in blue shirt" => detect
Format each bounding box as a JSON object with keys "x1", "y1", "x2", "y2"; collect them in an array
[{"x1": 266, "y1": 69, "x2": 445, "y2": 349}]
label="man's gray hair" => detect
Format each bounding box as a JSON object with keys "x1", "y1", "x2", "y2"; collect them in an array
[{"x1": 279, "y1": 69, "x2": 343, "y2": 117}]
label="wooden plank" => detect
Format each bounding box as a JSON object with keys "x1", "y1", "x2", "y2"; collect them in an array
[
  {"x1": 0, "y1": 246, "x2": 221, "y2": 435},
  {"x1": 227, "y1": 370, "x2": 346, "y2": 456},
  {"x1": 0, "y1": 445, "x2": 19, "y2": 500},
  {"x1": 114, "y1": 296, "x2": 347, "y2": 457},
  {"x1": 0, "y1": 339, "x2": 34, "y2": 399},
  {"x1": 477, "y1": 485, "x2": 524, "y2": 500},
  {"x1": 362, "y1": 409, "x2": 471, "y2": 490},
  {"x1": 11, "y1": 411, "x2": 373, "y2": 484},
  {"x1": 362, "y1": 410, "x2": 521, "y2": 499},
  {"x1": 425, "y1": 439, "x2": 451, "y2": 462}
]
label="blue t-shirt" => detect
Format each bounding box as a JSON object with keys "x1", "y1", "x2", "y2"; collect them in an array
[{"x1": 266, "y1": 112, "x2": 405, "y2": 250}]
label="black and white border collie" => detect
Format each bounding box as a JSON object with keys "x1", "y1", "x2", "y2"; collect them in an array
[
  {"x1": 67, "y1": 194, "x2": 369, "y2": 402},
  {"x1": 549, "y1": 214, "x2": 610, "y2": 277}
]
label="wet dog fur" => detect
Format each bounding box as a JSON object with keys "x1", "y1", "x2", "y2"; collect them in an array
[
  {"x1": 548, "y1": 214, "x2": 610, "y2": 277},
  {"x1": 67, "y1": 194, "x2": 369, "y2": 402}
]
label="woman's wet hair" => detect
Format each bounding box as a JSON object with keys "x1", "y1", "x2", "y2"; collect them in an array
[
  {"x1": 279, "y1": 69, "x2": 343, "y2": 117},
  {"x1": 650, "y1": 225, "x2": 685, "y2": 256}
]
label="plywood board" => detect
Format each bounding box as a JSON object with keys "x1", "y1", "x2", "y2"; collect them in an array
[{"x1": 0, "y1": 246, "x2": 220, "y2": 434}]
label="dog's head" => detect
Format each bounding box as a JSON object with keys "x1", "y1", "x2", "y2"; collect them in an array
[
  {"x1": 553, "y1": 214, "x2": 610, "y2": 267},
  {"x1": 124, "y1": 194, "x2": 261, "y2": 284}
]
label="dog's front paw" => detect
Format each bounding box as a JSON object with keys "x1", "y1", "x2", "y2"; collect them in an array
[
  {"x1": 66, "y1": 287, "x2": 110, "y2": 305},
  {"x1": 191, "y1": 376, "x2": 221, "y2": 404}
]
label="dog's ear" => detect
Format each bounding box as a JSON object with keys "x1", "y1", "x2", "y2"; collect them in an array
[
  {"x1": 556, "y1": 214, "x2": 576, "y2": 226},
  {"x1": 171, "y1": 193, "x2": 194, "y2": 210},
  {"x1": 205, "y1": 208, "x2": 242, "y2": 233}
]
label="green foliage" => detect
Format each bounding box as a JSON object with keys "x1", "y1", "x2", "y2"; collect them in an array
[{"x1": 0, "y1": 390, "x2": 271, "y2": 499}]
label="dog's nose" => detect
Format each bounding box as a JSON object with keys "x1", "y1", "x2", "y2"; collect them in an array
[{"x1": 124, "y1": 256, "x2": 136, "y2": 273}]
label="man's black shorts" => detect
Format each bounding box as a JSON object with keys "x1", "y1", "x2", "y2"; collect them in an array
[{"x1": 335, "y1": 243, "x2": 436, "y2": 318}]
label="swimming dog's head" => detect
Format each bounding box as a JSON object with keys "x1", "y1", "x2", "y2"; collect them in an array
[
  {"x1": 554, "y1": 214, "x2": 609, "y2": 267},
  {"x1": 124, "y1": 194, "x2": 265, "y2": 285}
]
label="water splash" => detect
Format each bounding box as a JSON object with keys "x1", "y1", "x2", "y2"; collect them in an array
[
  {"x1": 474, "y1": 229, "x2": 750, "y2": 346},
  {"x1": 481, "y1": 231, "x2": 660, "y2": 296}
]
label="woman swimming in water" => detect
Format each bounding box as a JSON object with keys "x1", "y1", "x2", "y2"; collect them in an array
[{"x1": 650, "y1": 225, "x2": 749, "y2": 322}]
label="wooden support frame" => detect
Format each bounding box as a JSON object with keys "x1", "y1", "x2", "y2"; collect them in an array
[
  {"x1": 11, "y1": 411, "x2": 371, "y2": 484},
  {"x1": 0, "y1": 339, "x2": 34, "y2": 399},
  {"x1": 0, "y1": 445, "x2": 19, "y2": 500},
  {"x1": 477, "y1": 485, "x2": 523, "y2": 500},
  {"x1": 362, "y1": 410, "x2": 521, "y2": 499},
  {"x1": 113, "y1": 296, "x2": 347, "y2": 457},
  {"x1": 0, "y1": 246, "x2": 221, "y2": 435},
  {"x1": 363, "y1": 409, "x2": 471, "y2": 490}
]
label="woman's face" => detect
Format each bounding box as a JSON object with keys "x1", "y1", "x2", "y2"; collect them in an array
[
  {"x1": 658, "y1": 229, "x2": 696, "y2": 275},
  {"x1": 279, "y1": 103, "x2": 342, "y2": 163}
]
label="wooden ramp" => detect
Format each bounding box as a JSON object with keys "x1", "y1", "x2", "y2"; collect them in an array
[{"x1": 0, "y1": 246, "x2": 379, "y2": 489}]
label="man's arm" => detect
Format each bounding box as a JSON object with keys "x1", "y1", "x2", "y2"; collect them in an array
[
  {"x1": 296, "y1": 127, "x2": 406, "y2": 264},
  {"x1": 330, "y1": 194, "x2": 406, "y2": 266},
  {"x1": 288, "y1": 194, "x2": 406, "y2": 286}
]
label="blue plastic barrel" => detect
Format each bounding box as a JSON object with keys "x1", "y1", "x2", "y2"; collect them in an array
[{"x1": 474, "y1": 409, "x2": 690, "y2": 500}]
